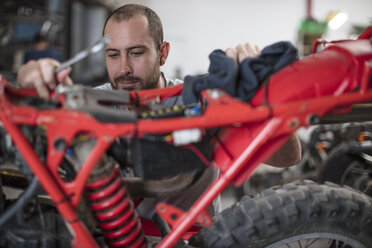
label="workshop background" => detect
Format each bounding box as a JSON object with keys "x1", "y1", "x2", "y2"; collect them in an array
[
  {"x1": 0, "y1": 0, "x2": 371, "y2": 208},
  {"x1": 0, "y1": 0, "x2": 371, "y2": 85}
]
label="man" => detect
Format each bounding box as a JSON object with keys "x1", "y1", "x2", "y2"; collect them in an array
[
  {"x1": 17, "y1": 4, "x2": 301, "y2": 219},
  {"x1": 23, "y1": 33, "x2": 61, "y2": 64}
]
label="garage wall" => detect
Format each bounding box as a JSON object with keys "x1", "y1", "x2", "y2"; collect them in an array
[{"x1": 129, "y1": 0, "x2": 372, "y2": 78}]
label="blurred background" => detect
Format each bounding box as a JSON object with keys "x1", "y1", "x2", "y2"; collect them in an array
[
  {"x1": 0, "y1": 0, "x2": 371, "y2": 209},
  {"x1": 0, "y1": 0, "x2": 371, "y2": 85}
]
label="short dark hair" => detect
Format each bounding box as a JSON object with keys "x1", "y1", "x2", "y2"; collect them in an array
[
  {"x1": 103, "y1": 4, "x2": 164, "y2": 49},
  {"x1": 33, "y1": 33, "x2": 48, "y2": 44}
]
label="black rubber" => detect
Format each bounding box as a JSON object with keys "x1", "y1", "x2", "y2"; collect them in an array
[
  {"x1": 317, "y1": 141, "x2": 371, "y2": 187},
  {"x1": 199, "y1": 180, "x2": 372, "y2": 248}
]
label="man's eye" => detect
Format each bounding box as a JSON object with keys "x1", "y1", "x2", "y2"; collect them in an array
[
  {"x1": 129, "y1": 51, "x2": 144, "y2": 57},
  {"x1": 107, "y1": 53, "x2": 119, "y2": 58}
]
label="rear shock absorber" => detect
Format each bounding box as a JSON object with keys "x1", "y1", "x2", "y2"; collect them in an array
[{"x1": 86, "y1": 164, "x2": 146, "y2": 248}]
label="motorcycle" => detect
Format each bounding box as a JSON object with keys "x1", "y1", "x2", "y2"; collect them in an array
[
  {"x1": 241, "y1": 122, "x2": 372, "y2": 199},
  {"x1": 0, "y1": 27, "x2": 371, "y2": 248},
  {"x1": 317, "y1": 122, "x2": 372, "y2": 197}
]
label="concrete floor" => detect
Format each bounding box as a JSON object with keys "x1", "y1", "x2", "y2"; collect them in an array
[{"x1": 220, "y1": 185, "x2": 240, "y2": 210}]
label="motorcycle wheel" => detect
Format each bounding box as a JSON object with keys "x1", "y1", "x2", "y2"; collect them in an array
[
  {"x1": 317, "y1": 141, "x2": 372, "y2": 196},
  {"x1": 199, "y1": 180, "x2": 372, "y2": 248}
]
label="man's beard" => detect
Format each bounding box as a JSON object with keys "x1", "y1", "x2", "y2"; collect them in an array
[
  {"x1": 113, "y1": 75, "x2": 143, "y2": 91},
  {"x1": 112, "y1": 73, "x2": 159, "y2": 91},
  {"x1": 111, "y1": 66, "x2": 160, "y2": 90}
]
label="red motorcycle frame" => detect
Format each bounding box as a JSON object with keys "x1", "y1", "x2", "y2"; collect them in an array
[{"x1": 0, "y1": 28, "x2": 371, "y2": 248}]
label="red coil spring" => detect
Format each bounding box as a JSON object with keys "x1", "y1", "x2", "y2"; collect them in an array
[{"x1": 86, "y1": 168, "x2": 146, "y2": 248}]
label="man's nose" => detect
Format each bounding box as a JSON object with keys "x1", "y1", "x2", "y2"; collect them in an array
[{"x1": 120, "y1": 57, "x2": 133, "y2": 74}]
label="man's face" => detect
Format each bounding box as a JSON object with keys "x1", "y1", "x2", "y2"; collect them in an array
[{"x1": 104, "y1": 15, "x2": 161, "y2": 91}]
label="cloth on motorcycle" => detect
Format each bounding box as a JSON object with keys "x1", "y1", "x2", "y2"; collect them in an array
[{"x1": 182, "y1": 41, "x2": 298, "y2": 104}]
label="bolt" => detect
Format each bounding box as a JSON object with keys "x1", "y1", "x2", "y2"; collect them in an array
[
  {"x1": 289, "y1": 118, "x2": 300, "y2": 129},
  {"x1": 171, "y1": 213, "x2": 178, "y2": 220}
]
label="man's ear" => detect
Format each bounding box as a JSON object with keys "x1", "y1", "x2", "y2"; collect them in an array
[{"x1": 159, "y1": 42, "x2": 170, "y2": 66}]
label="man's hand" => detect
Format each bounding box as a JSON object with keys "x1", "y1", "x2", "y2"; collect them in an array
[
  {"x1": 225, "y1": 43, "x2": 301, "y2": 167},
  {"x1": 17, "y1": 58, "x2": 73, "y2": 99},
  {"x1": 225, "y1": 43, "x2": 261, "y2": 63}
]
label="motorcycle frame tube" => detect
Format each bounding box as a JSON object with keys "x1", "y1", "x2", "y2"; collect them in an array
[
  {"x1": 1, "y1": 79, "x2": 372, "y2": 248},
  {"x1": 157, "y1": 118, "x2": 283, "y2": 248},
  {"x1": 0, "y1": 36, "x2": 370, "y2": 247},
  {"x1": 0, "y1": 108, "x2": 99, "y2": 248}
]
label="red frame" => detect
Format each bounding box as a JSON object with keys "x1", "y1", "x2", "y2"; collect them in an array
[{"x1": 0, "y1": 28, "x2": 371, "y2": 247}]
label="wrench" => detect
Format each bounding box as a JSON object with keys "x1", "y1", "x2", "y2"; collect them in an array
[{"x1": 54, "y1": 35, "x2": 111, "y2": 73}]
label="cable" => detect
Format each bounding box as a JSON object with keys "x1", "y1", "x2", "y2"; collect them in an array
[
  {"x1": 182, "y1": 144, "x2": 213, "y2": 168},
  {"x1": 0, "y1": 176, "x2": 39, "y2": 227}
]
